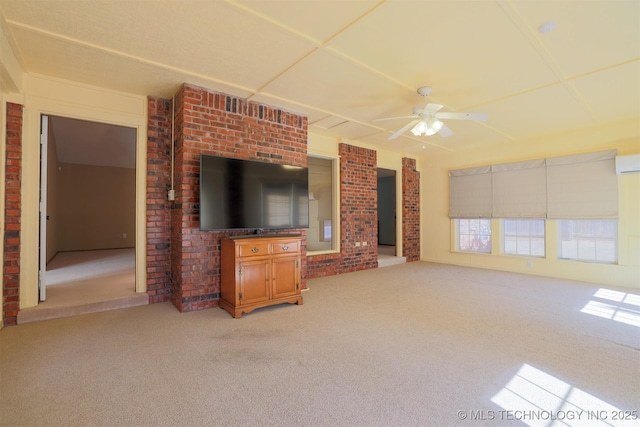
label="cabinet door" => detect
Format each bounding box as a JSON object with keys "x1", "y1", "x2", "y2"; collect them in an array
[
  {"x1": 239, "y1": 259, "x2": 270, "y2": 305},
  {"x1": 272, "y1": 256, "x2": 300, "y2": 299}
]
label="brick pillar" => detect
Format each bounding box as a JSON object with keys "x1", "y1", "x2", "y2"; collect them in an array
[
  {"x1": 146, "y1": 97, "x2": 173, "y2": 303},
  {"x1": 338, "y1": 143, "x2": 378, "y2": 272},
  {"x1": 402, "y1": 157, "x2": 420, "y2": 261},
  {"x1": 3, "y1": 103, "x2": 23, "y2": 326}
]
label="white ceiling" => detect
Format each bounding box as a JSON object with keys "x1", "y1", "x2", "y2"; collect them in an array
[{"x1": 1, "y1": 0, "x2": 639, "y2": 156}]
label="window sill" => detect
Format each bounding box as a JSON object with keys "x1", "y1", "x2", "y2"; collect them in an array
[{"x1": 307, "y1": 249, "x2": 340, "y2": 257}]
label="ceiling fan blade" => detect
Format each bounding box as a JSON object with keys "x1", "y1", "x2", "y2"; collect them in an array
[
  {"x1": 421, "y1": 103, "x2": 444, "y2": 115},
  {"x1": 373, "y1": 115, "x2": 418, "y2": 122},
  {"x1": 438, "y1": 123, "x2": 453, "y2": 138},
  {"x1": 435, "y1": 112, "x2": 488, "y2": 121},
  {"x1": 389, "y1": 119, "x2": 420, "y2": 140}
]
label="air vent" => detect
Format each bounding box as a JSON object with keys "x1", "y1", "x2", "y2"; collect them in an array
[
  {"x1": 225, "y1": 96, "x2": 238, "y2": 113},
  {"x1": 615, "y1": 154, "x2": 640, "y2": 175}
]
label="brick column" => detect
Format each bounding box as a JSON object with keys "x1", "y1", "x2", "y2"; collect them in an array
[
  {"x1": 306, "y1": 143, "x2": 380, "y2": 278},
  {"x1": 146, "y1": 97, "x2": 173, "y2": 303},
  {"x1": 169, "y1": 84, "x2": 308, "y2": 312},
  {"x1": 3, "y1": 103, "x2": 23, "y2": 325},
  {"x1": 402, "y1": 157, "x2": 420, "y2": 262},
  {"x1": 338, "y1": 143, "x2": 378, "y2": 272}
]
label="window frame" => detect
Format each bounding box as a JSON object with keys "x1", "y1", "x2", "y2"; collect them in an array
[
  {"x1": 456, "y1": 218, "x2": 492, "y2": 254},
  {"x1": 306, "y1": 153, "x2": 340, "y2": 255},
  {"x1": 502, "y1": 219, "x2": 546, "y2": 258},
  {"x1": 558, "y1": 219, "x2": 618, "y2": 264}
]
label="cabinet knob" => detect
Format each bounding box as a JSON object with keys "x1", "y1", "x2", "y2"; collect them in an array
[
  {"x1": 282, "y1": 245, "x2": 289, "y2": 251},
  {"x1": 251, "y1": 247, "x2": 259, "y2": 253}
]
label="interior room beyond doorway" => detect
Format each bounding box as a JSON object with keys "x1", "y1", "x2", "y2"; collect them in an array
[{"x1": 25, "y1": 115, "x2": 143, "y2": 323}]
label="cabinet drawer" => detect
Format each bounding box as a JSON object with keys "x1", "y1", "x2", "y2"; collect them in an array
[
  {"x1": 272, "y1": 241, "x2": 300, "y2": 255},
  {"x1": 237, "y1": 242, "x2": 270, "y2": 258}
]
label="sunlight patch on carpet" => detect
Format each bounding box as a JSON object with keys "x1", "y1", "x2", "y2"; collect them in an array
[
  {"x1": 491, "y1": 363, "x2": 634, "y2": 426},
  {"x1": 580, "y1": 288, "x2": 640, "y2": 328}
]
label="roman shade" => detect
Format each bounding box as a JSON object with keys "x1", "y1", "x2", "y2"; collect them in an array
[
  {"x1": 546, "y1": 150, "x2": 617, "y2": 219},
  {"x1": 449, "y1": 150, "x2": 618, "y2": 219},
  {"x1": 492, "y1": 159, "x2": 546, "y2": 218},
  {"x1": 449, "y1": 166, "x2": 492, "y2": 218}
]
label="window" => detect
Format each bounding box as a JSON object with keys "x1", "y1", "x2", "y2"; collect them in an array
[
  {"x1": 458, "y1": 219, "x2": 491, "y2": 253},
  {"x1": 503, "y1": 219, "x2": 545, "y2": 257},
  {"x1": 559, "y1": 220, "x2": 617, "y2": 263},
  {"x1": 307, "y1": 155, "x2": 337, "y2": 252}
]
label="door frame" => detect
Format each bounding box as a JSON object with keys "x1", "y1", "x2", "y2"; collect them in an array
[
  {"x1": 19, "y1": 75, "x2": 148, "y2": 309},
  {"x1": 38, "y1": 115, "x2": 48, "y2": 301}
]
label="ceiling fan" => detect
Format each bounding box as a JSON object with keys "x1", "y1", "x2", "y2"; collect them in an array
[{"x1": 375, "y1": 87, "x2": 488, "y2": 140}]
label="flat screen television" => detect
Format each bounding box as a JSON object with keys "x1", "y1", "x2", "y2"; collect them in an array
[{"x1": 199, "y1": 154, "x2": 309, "y2": 231}]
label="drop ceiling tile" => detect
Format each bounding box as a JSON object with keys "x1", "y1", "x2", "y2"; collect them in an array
[
  {"x1": 325, "y1": 0, "x2": 561, "y2": 108},
  {"x1": 234, "y1": 0, "x2": 380, "y2": 43},
  {"x1": 570, "y1": 60, "x2": 640, "y2": 123},
  {"x1": 4, "y1": 0, "x2": 317, "y2": 91},
  {"x1": 512, "y1": 0, "x2": 640, "y2": 77},
  {"x1": 480, "y1": 84, "x2": 595, "y2": 138},
  {"x1": 261, "y1": 48, "x2": 410, "y2": 122},
  {"x1": 9, "y1": 28, "x2": 257, "y2": 98}
]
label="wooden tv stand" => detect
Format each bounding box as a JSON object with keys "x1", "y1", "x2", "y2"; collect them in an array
[{"x1": 220, "y1": 234, "x2": 303, "y2": 318}]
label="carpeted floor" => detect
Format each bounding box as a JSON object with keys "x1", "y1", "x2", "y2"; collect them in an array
[{"x1": 1, "y1": 262, "x2": 638, "y2": 426}]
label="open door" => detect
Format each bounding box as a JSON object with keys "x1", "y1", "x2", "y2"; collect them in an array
[{"x1": 39, "y1": 115, "x2": 48, "y2": 301}]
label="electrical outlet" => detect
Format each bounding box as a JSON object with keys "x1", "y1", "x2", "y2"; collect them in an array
[
  {"x1": 527, "y1": 260, "x2": 533, "y2": 268},
  {"x1": 122, "y1": 233, "x2": 127, "y2": 239},
  {"x1": 362, "y1": 241, "x2": 367, "y2": 246},
  {"x1": 355, "y1": 242, "x2": 361, "y2": 247}
]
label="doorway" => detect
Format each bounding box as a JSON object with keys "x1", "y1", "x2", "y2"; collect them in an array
[
  {"x1": 377, "y1": 168, "x2": 396, "y2": 255},
  {"x1": 20, "y1": 115, "x2": 145, "y2": 323}
]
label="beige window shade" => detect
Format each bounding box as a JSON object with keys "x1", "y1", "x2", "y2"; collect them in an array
[
  {"x1": 492, "y1": 159, "x2": 546, "y2": 218},
  {"x1": 546, "y1": 150, "x2": 618, "y2": 219},
  {"x1": 449, "y1": 150, "x2": 618, "y2": 220},
  {"x1": 449, "y1": 166, "x2": 492, "y2": 218}
]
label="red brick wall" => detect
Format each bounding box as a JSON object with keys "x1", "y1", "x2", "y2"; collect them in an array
[
  {"x1": 170, "y1": 84, "x2": 308, "y2": 312},
  {"x1": 402, "y1": 157, "x2": 420, "y2": 261},
  {"x1": 3, "y1": 103, "x2": 23, "y2": 326},
  {"x1": 339, "y1": 144, "x2": 378, "y2": 271},
  {"x1": 146, "y1": 97, "x2": 173, "y2": 303},
  {"x1": 306, "y1": 143, "x2": 378, "y2": 278},
  {"x1": 1, "y1": 91, "x2": 420, "y2": 324}
]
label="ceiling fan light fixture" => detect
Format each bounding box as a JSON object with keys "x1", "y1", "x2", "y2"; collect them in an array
[
  {"x1": 411, "y1": 118, "x2": 443, "y2": 136},
  {"x1": 410, "y1": 120, "x2": 428, "y2": 136},
  {"x1": 425, "y1": 118, "x2": 443, "y2": 136}
]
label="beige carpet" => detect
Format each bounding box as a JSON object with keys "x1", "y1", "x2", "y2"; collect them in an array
[{"x1": 1, "y1": 262, "x2": 639, "y2": 426}]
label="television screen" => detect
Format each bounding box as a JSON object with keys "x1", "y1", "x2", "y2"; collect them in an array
[{"x1": 199, "y1": 154, "x2": 309, "y2": 230}]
